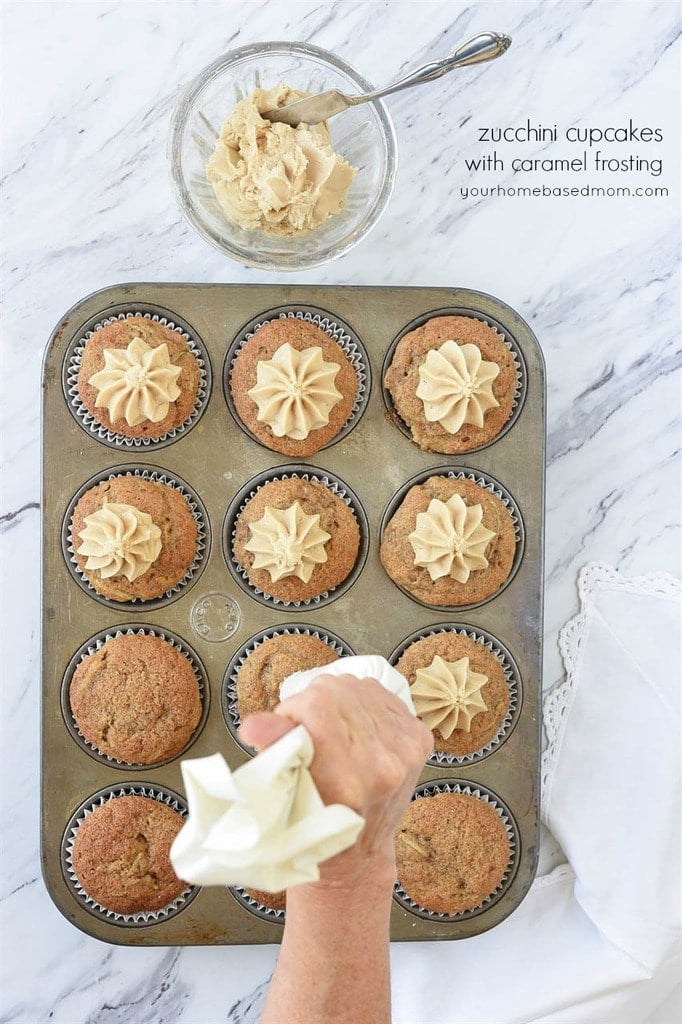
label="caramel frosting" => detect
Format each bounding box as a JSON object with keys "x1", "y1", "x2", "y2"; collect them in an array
[
  {"x1": 243, "y1": 502, "x2": 331, "y2": 583},
  {"x1": 88, "y1": 338, "x2": 182, "y2": 427},
  {"x1": 416, "y1": 341, "x2": 500, "y2": 434},
  {"x1": 206, "y1": 84, "x2": 356, "y2": 237},
  {"x1": 76, "y1": 502, "x2": 162, "y2": 582},
  {"x1": 411, "y1": 655, "x2": 488, "y2": 736},
  {"x1": 408, "y1": 493, "x2": 497, "y2": 584},
  {"x1": 247, "y1": 343, "x2": 343, "y2": 440}
]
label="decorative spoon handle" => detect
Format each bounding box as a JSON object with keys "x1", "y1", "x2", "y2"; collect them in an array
[
  {"x1": 347, "y1": 32, "x2": 512, "y2": 105},
  {"x1": 262, "y1": 33, "x2": 511, "y2": 126}
]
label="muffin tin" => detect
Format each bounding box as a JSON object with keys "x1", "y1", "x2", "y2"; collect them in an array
[{"x1": 42, "y1": 283, "x2": 545, "y2": 945}]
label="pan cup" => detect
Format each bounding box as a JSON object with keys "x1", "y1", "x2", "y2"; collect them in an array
[
  {"x1": 223, "y1": 464, "x2": 369, "y2": 610},
  {"x1": 63, "y1": 464, "x2": 210, "y2": 611},
  {"x1": 61, "y1": 784, "x2": 198, "y2": 926},
  {"x1": 61, "y1": 625, "x2": 209, "y2": 769},
  {"x1": 223, "y1": 304, "x2": 371, "y2": 454},
  {"x1": 393, "y1": 780, "x2": 519, "y2": 923},
  {"x1": 389, "y1": 624, "x2": 522, "y2": 767},
  {"x1": 63, "y1": 305, "x2": 211, "y2": 451}
]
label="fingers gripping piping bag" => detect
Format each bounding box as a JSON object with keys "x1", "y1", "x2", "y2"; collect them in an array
[{"x1": 170, "y1": 657, "x2": 414, "y2": 891}]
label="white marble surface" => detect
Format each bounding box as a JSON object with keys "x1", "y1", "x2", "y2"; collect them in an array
[{"x1": 1, "y1": 0, "x2": 680, "y2": 1021}]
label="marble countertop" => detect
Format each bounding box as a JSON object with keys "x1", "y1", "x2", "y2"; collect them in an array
[{"x1": 2, "y1": 1, "x2": 679, "y2": 1021}]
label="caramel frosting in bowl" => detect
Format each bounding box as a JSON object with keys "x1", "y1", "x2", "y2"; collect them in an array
[
  {"x1": 76, "y1": 502, "x2": 162, "y2": 582},
  {"x1": 206, "y1": 85, "x2": 356, "y2": 237},
  {"x1": 416, "y1": 340, "x2": 500, "y2": 435},
  {"x1": 243, "y1": 502, "x2": 331, "y2": 583},
  {"x1": 411, "y1": 655, "x2": 488, "y2": 736},
  {"x1": 88, "y1": 338, "x2": 182, "y2": 427},
  {"x1": 408, "y1": 494, "x2": 497, "y2": 584},
  {"x1": 247, "y1": 343, "x2": 342, "y2": 440}
]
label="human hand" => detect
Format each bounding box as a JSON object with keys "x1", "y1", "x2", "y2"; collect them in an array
[{"x1": 239, "y1": 673, "x2": 432, "y2": 889}]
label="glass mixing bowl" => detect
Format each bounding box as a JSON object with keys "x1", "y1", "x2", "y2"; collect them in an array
[{"x1": 168, "y1": 42, "x2": 397, "y2": 271}]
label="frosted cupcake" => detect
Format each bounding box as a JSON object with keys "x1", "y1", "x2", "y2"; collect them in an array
[
  {"x1": 70, "y1": 475, "x2": 197, "y2": 602},
  {"x1": 232, "y1": 476, "x2": 360, "y2": 603},
  {"x1": 394, "y1": 631, "x2": 510, "y2": 758},
  {"x1": 77, "y1": 316, "x2": 201, "y2": 440},
  {"x1": 380, "y1": 475, "x2": 516, "y2": 606},
  {"x1": 230, "y1": 318, "x2": 358, "y2": 456},
  {"x1": 385, "y1": 315, "x2": 517, "y2": 453}
]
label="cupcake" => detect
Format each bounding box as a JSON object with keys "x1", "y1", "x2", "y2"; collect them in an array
[
  {"x1": 71, "y1": 795, "x2": 188, "y2": 915},
  {"x1": 237, "y1": 633, "x2": 340, "y2": 719},
  {"x1": 385, "y1": 315, "x2": 517, "y2": 453},
  {"x1": 380, "y1": 475, "x2": 516, "y2": 606},
  {"x1": 230, "y1": 319, "x2": 358, "y2": 456},
  {"x1": 395, "y1": 791, "x2": 510, "y2": 914},
  {"x1": 232, "y1": 477, "x2": 360, "y2": 602},
  {"x1": 77, "y1": 316, "x2": 201, "y2": 440},
  {"x1": 71, "y1": 475, "x2": 198, "y2": 602},
  {"x1": 69, "y1": 634, "x2": 202, "y2": 764},
  {"x1": 394, "y1": 632, "x2": 510, "y2": 758}
]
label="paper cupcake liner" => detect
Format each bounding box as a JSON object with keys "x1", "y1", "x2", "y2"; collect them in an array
[
  {"x1": 61, "y1": 784, "x2": 198, "y2": 927},
  {"x1": 223, "y1": 304, "x2": 370, "y2": 451},
  {"x1": 394, "y1": 780, "x2": 519, "y2": 923},
  {"x1": 381, "y1": 306, "x2": 527, "y2": 453},
  {"x1": 388, "y1": 624, "x2": 522, "y2": 767},
  {"x1": 63, "y1": 464, "x2": 210, "y2": 611},
  {"x1": 223, "y1": 464, "x2": 369, "y2": 610},
  {"x1": 222, "y1": 623, "x2": 356, "y2": 753},
  {"x1": 63, "y1": 306, "x2": 211, "y2": 450},
  {"x1": 379, "y1": 465, "x2": 525, "y2": 612},
  {"x1": 229, "y1": 886, "x2": 286, "y2": 925},
  {"x1": 61, "y1": 625, "x2": 210, "y2": 769}
]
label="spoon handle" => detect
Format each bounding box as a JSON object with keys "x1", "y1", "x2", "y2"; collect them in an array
[{"x1": 346, "y1": 32, "x2": 512, "y2": 106}]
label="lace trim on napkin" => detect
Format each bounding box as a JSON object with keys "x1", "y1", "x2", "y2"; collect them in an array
[{"x1": 541, "y1": 561, "x2": 681, "y2": 810}]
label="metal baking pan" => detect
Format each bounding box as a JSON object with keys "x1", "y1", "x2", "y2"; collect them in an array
[{"x1": 41, "y1": 283, "x2": 545, "y2": 945}]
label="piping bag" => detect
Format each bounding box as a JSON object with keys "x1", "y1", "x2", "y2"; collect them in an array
[{"x1": 170, "y1": 656, "x2": 415, "y2": 892}]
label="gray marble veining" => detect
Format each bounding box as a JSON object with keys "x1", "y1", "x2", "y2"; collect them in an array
[{"x1": 1, "y1": 1, "x2": 680, "y2": 1021}]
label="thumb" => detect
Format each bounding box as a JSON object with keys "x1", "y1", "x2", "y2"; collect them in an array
[{"x1": 239, "y1": 711, "x2": 296, "y2": 751}]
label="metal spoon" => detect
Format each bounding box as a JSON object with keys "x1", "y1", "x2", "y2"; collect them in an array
[{"x1": 262, "y1": 32, "x2": 512, "y2": 127}]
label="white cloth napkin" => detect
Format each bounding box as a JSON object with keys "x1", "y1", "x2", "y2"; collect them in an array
[
  {"x1": 170, "y1": 655, "x2": 412, "y2": 892},
  {"x1": 389, "y1": 562, "x2": 681, "y2": 1024}
]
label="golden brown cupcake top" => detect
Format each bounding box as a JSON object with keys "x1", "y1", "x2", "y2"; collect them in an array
[
  {"x1": 71, "y1": 795, "x2": 188, "y2": 915},
  {"x1": 396, "y1": 791, "x2": 510, "y2": 915},
  {"x1": 69, "y1": 634, "x2": 202, "y2": 764}
]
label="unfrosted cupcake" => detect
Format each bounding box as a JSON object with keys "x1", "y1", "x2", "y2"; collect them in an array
[
  {"x1": 71, "y1": 795, "x2": 188, "y2": 915},
  {"x1": 395, "y1": 791, "x2": 510, "y2": 914},
  {"x1": 237, "y1": 633, "x2": 340, "y2": 719},
  {"x1": 232, "y1": 477, "x2": 360, "y2": 602},
  {"x1": 385, "y1": 315, "x2": 517, "y2": 453},
  {"x1": 69, "y1": 634, "x2": 202, "y2": 764},
  {"x1": 394, "y1": 632, "x2": 510, "y2": 758},
  {"x1": 77, "y1": 317, "x2": 201, "y2": 439},
  {"x1": 230, "y1": 319, "x2": 358, "y2": 456},
  {"x1": 380, "y1": 475, "x2": 516, "y2": 606},
  {"x1": 70, "y1": 475, "x2": 197, "y2": 602}
]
